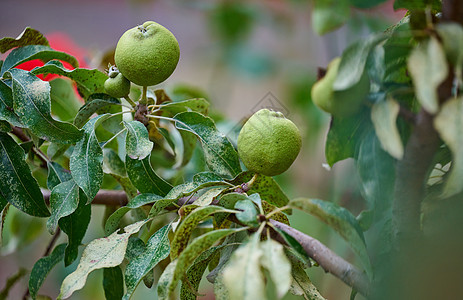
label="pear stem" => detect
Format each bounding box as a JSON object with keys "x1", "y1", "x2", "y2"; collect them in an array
[
  {"x1": 124, "y1": 96, "x2": 137, "y2": 107},
  {"x1": 140, "y1": 86, "x2": 148, "y2": 105}
]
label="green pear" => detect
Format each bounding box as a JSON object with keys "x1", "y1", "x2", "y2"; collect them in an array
[
  {"x1": 104, "y1": 67, "x2": 131, "y2": 98},
  {"x1": 312, "y1": 57, "x2": 370, "y2": 117},
  {"x1": 114, "y1": 21, "x2": 180, "y2": 87},
  {"x1": 237, "y1": 109, "x2": 302, "y2": 177}
]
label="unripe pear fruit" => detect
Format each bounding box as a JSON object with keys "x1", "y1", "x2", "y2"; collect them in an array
[
  {"x1": 312, "y1": 57, "x2": 369, "y2": 117},
  {"x1": 104, "y1": 66, "x2": 131, "y2": 98},
  {"x1": 237, "y1": 109, "x2": 302, "y2": 176},
  {"x1": 114, "y1": 21, "x2": 180, "y2": 87}
]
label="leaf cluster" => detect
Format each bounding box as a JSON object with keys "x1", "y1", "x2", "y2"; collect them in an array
[{"x1": 0, "y1": 27, "x2": 361, "y2": 300}]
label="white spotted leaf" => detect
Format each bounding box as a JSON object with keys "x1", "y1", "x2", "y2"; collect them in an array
[
  {"x1": 408, "y1": 36, "x2": 448, "y2": 114},
  {"x1": 260, "y1": 239, "x2": 292, "y2": 299},
  {"x1": 173, "y1": 112, "x2": 241, "y2": 179},
  {"x1": 46, "y1": 180, "x2": 79, "y2": 234},
  {"x1": 371, "y1": 98, "x2": 404, "y2": 159},
  {"x1": 6, "y1": 68, "x2": 82, "y2": 144},
  {"x1": 70, "y1": 114, "x2": 109, "y2": 202},
  {"x1": 434, "y1": 97, "x2": 463, "y2": 197},
  {"x1": 123, "y1": 120, "x2": 153, "y2": 160},
  {"x1": 222, "y1": 232, "x2": 265, "y2": 300},
  {"x1": 123, "y1": 224, "x2": 171, "y2": 300},
  {"x1": 0, "y1": 132, "x2": 49, "y2": 217},
  {"x1": 58, "y1": 220, "x2": 148, "y2": 299}
]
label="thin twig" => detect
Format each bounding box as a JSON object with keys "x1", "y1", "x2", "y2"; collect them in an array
[
  {"x1": 22, "y1": 228, "x2": 61, "y2": 300},
  {"x1": 41, "y1": 188, "x2": 128, "y2": 206},
  {"x1": 11, "y1": 127, "x2": 49, "y2": 168},
  {"x1": 124, "y1": 96, "x2": 137, "y2": 107},
  {"x1": 270, "y1": 220, "x2": 370, "y2": 297}
]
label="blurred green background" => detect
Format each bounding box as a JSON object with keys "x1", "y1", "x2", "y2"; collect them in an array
[{"x1": 0, "y1": 0, "x2": 405, "y2": 299}]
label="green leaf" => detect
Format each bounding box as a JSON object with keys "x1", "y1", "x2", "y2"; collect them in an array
[
  {"x1": 288, "y1": 255, "x2": 326, "y2": 300},
  {"x1": 0, "y1": 121, "x2": 11, "y2": 132},
  {"x1": 31, "y1": 61, "x2": 107, "y2": 98},
  {"x1": 158, "y1": 228, "x2": 243, "y2": 300},
  {"x1": 70, "y1": 115, "x2": 109, "y2": 202},
  {"x1": 126, "y1": 155, "x2": 172, "y2": 196},
  {"x1": 59, "y1": 191, "x2": 91, "y2": 266},
  {"x1": 218, "y1": 193, "x2": 248, "y2": 209},
  {"x1": 334, "y1": 33, "x2": 387, "y2": 91},
  {"x1": 58, "y1": 220, "x2": 148, "y2": 299},
  {"x1": 157, "y1": 126, "x2": 177, "y2": 156},
  {"x1": 325, "y1": 111, "x2": 370, "y2": 166},
  {"x1": 123, "y1": 224, "x2": 171, "y2": 300},
  {"x1": 312, "y1": 0, "x2": 350, "y2": 35},
  {"x1": 161, "y1": 98, "x2": 210, "y2": 116},
  {"x1": 29, "y1": 243, "x2": 66, "y2": 300},
  {"x1": 0, "y1": 132, "x2": 49, "y2": 217},
  {"x1": 104, "y1": 193, "x2": 162, "y2": 236},
  {"x1": 103, "y1": 266, "x2": 124, "y2": 300},
  {"x1": 357, "y1": 209, "x2": 374, "y2": 232},
  {"x1": 148, "y1": 172, "x2": 228, "y2": 217},
  {"x1": 408, "y1": 36, "x2": 448, "y2": 114},
  {"x1": 46, "y1": 161, "x2": 72, "y2": 190},
  {"x1": 1, "y1": 45, "x2": 78, "y2": 75},
  {"x1": 229, "y1": 172, "x2": 290, "y2": 208},
  {"x1": 0, "y1": 80, "x2": 22, "y2": 126},
  {"x1": 46, "y1": 180, "x2": 80, "y2": 234},
  {"x1": 207, "y1": 231, "x2": 246, "y2": 284},
  {"x1": 436, "y1": 23, "x2": 463, "y2": 69},
  {"x1": 354, "y1": 129, "x2": 396, "y2": 215},
  {"x1": 383, "y1": 19, "x2": 413, "y2": 84},
  {"x1": 194, "y1": 187, "x2": 226, "y2": 206},
  {"x1": 271, "y1": 225, "x2": 311, "y2": 265},
  {"x1": 290, "y1": 198, "x2": 372, "y2": 276},
  {"x1": 235, "y1": 200, "x2": 259, "y2": 227},
  {"x1": 260, "y1": 239, "x2": 292, "y2": 299},
  {"x1": 124, "y1": 120, "x2": 153, "y2": 160},
  {"x1": 0, "y1": 27, "x2": 49, "y2": 54},
  {"x1": 47, "y1": 142, "x2": 70, "y2": 161},
  {"x1": 49, "y1": 78, "x2": 82, "y2": 122},
  {"x1": 179, "y1": 130, "x2": 197, "y2": 167},
  {"x1": 222, "y1": 232, "x2": 265, "y2": 300},
  {"x1": 174, "y1": 111, "x2": 241, "y2": 178},
  {"x1": 171, "y1": 206, "x2": 236, "y2": 260},
  {"x1": 180, "y1": 246, "x2": 220, "y2": 300},
  {"x1": 125, "y1": 237, "x2": 146, "y2": 261},
  {"x1": 349, "y1": 0, "x2": 388, "y2": 8},
  {"x1": 73, "y1": 94, "x2": 121, "y2": 128},
  {"x1": 102, "y1": 148, "x2": 127, "y2": 177},
  {"x1": 371, "y1": 98, "x2": 404, "y2": 159},
  {"x1": 393, "y1": 0, "x2": 441, "y2": 10},
  {"x1": 214, "y1": 273, "x2": 230, "y2": 300},
  {"x1": 434, "y1": 97, "x2": 463, "y2": 197},
  {"x1": 6, "y1": 68, "x2": 82, "y2": 143}
]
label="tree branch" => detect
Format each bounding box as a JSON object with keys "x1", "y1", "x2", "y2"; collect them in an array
[
  {"x1": 392, "y1": 0, "x2": 460, "y2": 246},
  {"x1": 392, "y1": 109, "x2": 440, "y2": 241},
  {"x1": 41, "y1": 188, "x2": 128, "y2": 206},
  {"x1": 270, "y1": 220, "x2": 370, "y2": 297},
  {"x1": 441, "y1": 0, "x2": 463, "y2": 26}
]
